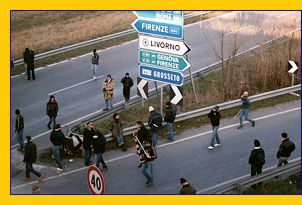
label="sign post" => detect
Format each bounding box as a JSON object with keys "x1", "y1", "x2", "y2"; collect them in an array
[{"x1": 86, "y1": 165, "x2": 105, "y2": 195}]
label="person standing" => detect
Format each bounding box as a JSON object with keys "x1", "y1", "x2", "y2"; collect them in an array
[
  {"x1": 134, "y1": 121, "x2": 151, "y2": 168},
  {"x1": 277, "y1": 132, "x2": 295, "y2": 167},
  {"x1": 23, "y1": 48, "x2": 35, "y2": 81},
  {"x1": 237, "y1": 91, "x2": 255, "y2": 129},
  {"x1": 248, "y1": 139, "x2": 265, "y2": 177},
  {"x1": 92, "y1": 129, "x2": 108, "y2": 171},
  {"x1": 140, "y1": 138, "x2": 157, "y2": 187},
  {"x1": 23, "y1": 136, "x2": 44, "y2": 182},
  {"x1": 148, "y1": 106, "x2": 162, "y2": 147},
  {"x1": 50, "y1": 124, "x2": 64, "y2": 171},
  {"x1": 179, "y1": 178, "x2": 197, "y2": 194},
  {"x1": 83, "y1": 122, "x2": 95, "y2": 166},
  {"x1": 102, "y1": 75, "x2": 115, "y2": 111},
  {"x1": 164, "y1": 101, "x2": 176, "y2": 143},
  {"x1": 15, "y1": 109, "x2": 25, "y2": 152},
  {"x1": 108, "y1": 113, "x2": 127, "y2": 151},
  {"x1": 46, "y1": 95, "x2": 58, "y2": 130},
  {"x1": 121, "y1": 73, "x2": 134, "y2": 107},
  {"x1": 91, "y1": 49, "x2": 99, "y2": 79},
  {"x1": 207, "y1": 105, "x2": 221, "y2": 150}
]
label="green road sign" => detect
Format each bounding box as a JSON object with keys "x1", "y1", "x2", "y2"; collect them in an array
[{"x1": 138, "y1": 49, "x2": 191, "y2": 72}]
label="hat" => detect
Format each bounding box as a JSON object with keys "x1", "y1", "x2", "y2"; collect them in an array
[
  {"x1": 254, "y1": 139, "x2": 260, "y2": 147},
  {"x1": 125, "y1": 72, "x2": 129, "y2": 76},
  {"x1": 26, "y1": 136, "x2": 32, "y2": 141},
  {"x1": 180, "y1": 178, "x2": 187, "y2": 184},
  {"x1": 55, "y1": 124, "x2": 61, "y2": 129},
  {"x1": 214, "y1": 105, "x2": 219, "y2": 110},
  {"x1": 149, "y1": 106, "x2": 155, "y2": 112}
]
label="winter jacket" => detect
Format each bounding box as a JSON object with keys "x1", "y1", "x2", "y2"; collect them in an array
[
  {"x1": 91, "y1": 53, "x2": 99, "y2": 65},
  {"x1": 208, "y1": 110, "x2": 221, "y2": 126},
  {"x1": 50, "y1": 130, "x2": 65, "y2": 146},
  {"x1": 121, "y1": 77, "x2": 133, "y2": 89},
  {"x1": 277, "y1": 138, "x2": 295, "y2": 158},
  {"x1": 92, "y1": 131, "x2": 106, "y2": 154},
  {"x1": 248, "y1": 147, "x2": 265, "y2": 167},
  {"x1": 103, "y1": 79, "x2": 115, "y2": 100},
  {"x1": 148, "y1": 111, "x2": 163, "y2": 131},
  {"x1": 137, "y1": 125, "x2": 151, "y2": 143},
  {"x1": 83, "y1": 128, "x2": 95, "y2": 150},
  {"x1": 15, "y1": 114, "x2": 24, "y2": 132},
  {"x1": 241, "y1": 97, "x2": 250, "y2": 109},
  {"x1": 46, "y1": 101, "x2": 58, "y2": 117},
  {"x1": 23, "y1": 50, "x2": 35, "y2": 65},
  {"x1": 179, "y1": 183, "x2": 197, "y2": 195},
  {"x1": 23, "y1": 141, "x2": 37, "y2": 163},
  {"x1": 164, "y1": 105, "x2": 176, "y2": 123},
  {"x1": 108, "y1": 119, "x2": 123, "y2": 139}
]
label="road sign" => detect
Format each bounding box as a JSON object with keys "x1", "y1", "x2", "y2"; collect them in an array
[
  {"x1": 138, "y1": 49, "x2": 191, "y2": 72},
  {"x1": 132, "y1": 19, "x2": 183, "y2": 40},
  {"x1": 139, "y1": 65, "x2": 183, "y2": 86},
  {"x1": 86, "y1": 165, "x2": 105, "y2": 194},
  {"x1": 288, "y1": 60, "x2": 299, "y2": 74},
  {"x1": 133, "y1": 11, "x2": 183, "y2": 25},
  {"x1": 137, "y1": 77, "x2": 148, "y2": 99},
  {"x1": 139, "y1": 35, "x2": 190, "y2": 56},
  {"x1": 170, "y1": 85, "x2": 183, "y2": 106}
]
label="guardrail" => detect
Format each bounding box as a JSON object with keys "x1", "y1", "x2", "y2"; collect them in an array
[{"x1": 13, "y1": 11, "x2": 213, "y2": 67}]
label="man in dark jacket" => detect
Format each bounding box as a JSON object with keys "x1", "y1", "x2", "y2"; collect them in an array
[
  {"x1": 50, "y1": 124, "x2": 65, "y2": 171},
  {"x1": 148, "y1": 106, "x2": 162, "y2": 147},
  {"x1": 46, "y1": 95, "x2": 59, "y2": 130},
  {"x1": 248, "y1": 139, "x2": 265, "y2": 176},
  {"x1": 134, "y1": 121, "x2": 151, "y2": 168},
  {"x1": 92, "y1": 129, "x2": 108, "y2": 171},
  {"x1": 121, "y1": 72, "x2": 133, "y2": 106},
  {"x1": 83, "y1": 121, "x2": 95, "y2": 166},
  {"x1": 164, "y1": 101, "x2": 176, "y2": 142},
  {"x1": 179, "y1": 178, "x2": 196, "y2": 194},
  {"x1": 91, "y1": 48, "x2": 99, "y2": 79},
  {"x1": 207, "y1": 106, "x2": 222, "y2": 150},
  {"x1": 140, "y1": 138, "x2": 157, "y2": 187},
  {"x1": 277, "y1": 132, "x2": 295, "y2": 167},
  {"x1": 23, "y1": 48, "x2": 35, "y2": 81},
  {"x1": 108, "y1": 113, "x2": 127, "y2": 151},
  {"x1": 15, "y1": 109, "x2": 25, "y2": 151},
  {"x1": 23, "y1": 136, "x2": 44, "y2": 181},
  {"x1": 237, "y1": 91, "x2": 255, "y2": 129}
]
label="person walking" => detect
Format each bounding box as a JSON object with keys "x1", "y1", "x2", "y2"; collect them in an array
[
  {"x1": 23, "y1": 136, "x2": 44, "y2": 182},
  {"x1": 91, "y1": 49, "x2": 99, "y2": 79},
  {"x1": 179, "y1": 178, "x2": 197, "y2": 194},
  {"x1": 15, "y1": 109, "x2": 25, "y2": 152},
  {"x1": 121, "y1": 72, "x2": 134, "y2": 107},
  {"x1": 102, "y1": 74, "x2": 115, "y2": 111},
  {"x1": 108, "y1": 113, "x2": 127, "y2": 151},
  {"x1": 134, "y1": 121, "x2": 151, "y2": 168},
  {"x1": 164, "y1": 101, "x2": 177, "y2": 143},
  {"x1": 23, "y1": 48, "x2": 35, "y2": 81},
  {"x1": 46, "y1": 95, "x2": 58, "y2": 130},
  {"x1": 248, "y1": 139, "x2": 265, "y2": 177},
  {"x1": 277, "y1": 132, "x2": 295, "y2": 167},
  {"x1": 207, "y1": 105, "x2": 221, "y2": 150},
  {"x1": 92, "y1": 129, "x2": 108, "y2": 171},
  {"x1": 50, "y1": 124, "x2": 64, "y2": 171},
  {"x1": 148, "y1": 106, "x2": 162, "y2": 147},
  {"x1": 237, "y1": 91, "x2": 255, "y2": 129},
  {"x1": 140, "y1": 138, "x2": 157, "y2": 187},
  {"x1": 83, "y1": 121, "x2": 95, "y2": 166}
]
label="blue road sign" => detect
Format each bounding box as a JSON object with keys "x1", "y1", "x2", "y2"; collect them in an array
[
  {"x1": 133, "y1": 11, "x2": 183, "y2": 25},
  {"x1": 132, "y1": 19, "x2": 183, "y2": 40},
  {"x1": 139, "y1": 65, "x2": 184, "y2": 86}
]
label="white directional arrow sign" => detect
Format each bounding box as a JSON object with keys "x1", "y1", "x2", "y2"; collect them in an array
[
  {"x1": 170, "y1": 85, "x2": 183, "y2": 105},
  {"x1": 137, "y1": 77, "x2": 148, "y2": 99},
  {"x1": 288, "y1": 60, "x2": 299, "y2": 74},
  {"x1": 139, "y1": 34, "x2": 191, "y2": 56}
]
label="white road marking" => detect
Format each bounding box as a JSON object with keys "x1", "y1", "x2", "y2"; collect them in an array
[
  {"x1": 48, "y1": 75, "x2": 104, "y2": 96},
  {"x1": 11, "y1": 106, "x2": 300, "y2": 190}
]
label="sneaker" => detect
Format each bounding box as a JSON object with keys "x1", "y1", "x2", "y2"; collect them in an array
[
  {"x1": 252, "y1": 120, "x2": 255, "y2": 127},
  {"x1": 22, "y1": 176, "x2": 30, "y2": 181},
  {"x1": 145, "y1": 179, "x2": 150, "y2": 184},
  {"x1": 103, "y1": 108, "x2": 108, "y2": 111},
  {"x1": 56, "y1": 168, "x2": 63, "y2": 172},
  {"x1": 69, "y1": 159, "x2": 74, "y2": 162},
  {"x1": 214, "y1": 144, "x2": 221, "y2": 147},
  {"x1": 39, "y1": 175, "x2": 45, "y2": 182},
  {"x1": 208, "y1": 146, "x2": 214, "y2": 150},
  {"x1": 93, "y1": 76, "x2": 96, "y2": 79},
  {"x1": 100, "y1": 167, "x2": 108, "y2": 172},
  {"x1": 137, "y1": 163, "x2": 142, "y2": 168},
  {"x1": 146, "y1": 181, "x2": 153, "y2": 187},
  {"x1": 237, "y1": 125, "x2": 243, "y2": 129}
]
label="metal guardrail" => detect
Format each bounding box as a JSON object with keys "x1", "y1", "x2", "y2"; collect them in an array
[{"x1": 13, "y1": 11, "x2": 213, "y2": 67}]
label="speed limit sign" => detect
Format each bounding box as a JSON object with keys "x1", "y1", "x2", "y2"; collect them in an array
[{"x1": 86, "y1": 165, "x2": 105, "y2": 194}]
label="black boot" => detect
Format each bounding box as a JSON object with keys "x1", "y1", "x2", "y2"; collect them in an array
[{"x1": 121, "y1": 143, "x2": 127, "y2": 152}]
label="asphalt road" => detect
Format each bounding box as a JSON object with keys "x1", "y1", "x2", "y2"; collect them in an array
[
  {"x1": 11, "y1": 11, "x2": 301, "y2": 150},
  {"x1": 11, "y1": 101, "x2": 301, "y2": 194}
]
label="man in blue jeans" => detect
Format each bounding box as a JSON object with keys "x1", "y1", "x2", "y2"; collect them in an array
[
  {"x1": 15, "y1": 109, "x2": 25, "y2": 152},
  {"x1": 237, "y1": 91, "x2": 255, "y2": 129},
  {"x1": 148, "y1": 106, "x2": 162, "y2": 147},
  {"x1": 164, "y1": 101, "x2": 176, "y2": 142},
  {"x1": 140, "y1": 138, "x2": 157, "y2": 187},
  {"x1": 50, "y1": 124, "x2": 65, "y2": 172},
  {"x1": 83, "y1": 122, "x2": 95, "y2": 166},
  {"x1": 208, "y1": 106, "x2": 221, "y2": 150}
]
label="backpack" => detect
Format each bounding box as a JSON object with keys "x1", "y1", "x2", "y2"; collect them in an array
[
  {"x1": 288, "y1": 141, "x2": 296, "y2": 153},
  {"x1": 152, "y1": 115, "x2": 163, "y2": 130}
]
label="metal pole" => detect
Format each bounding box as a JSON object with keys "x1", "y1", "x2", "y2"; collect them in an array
[
  {"x1": 160, "y1": 83, "x2": 163, "y2": 115},
  {"x1": 291, "y1": 73, "x2": 295, "y2": 86},
  {"x1": 186, "y1": 54, "x2": 197, "y2": 103},
  {"x1": 155, "y1": 81, "x2": 159, "y2": 98},
  {"x1": 142, "y1": 97, "x2": 144, "y2": 108}
]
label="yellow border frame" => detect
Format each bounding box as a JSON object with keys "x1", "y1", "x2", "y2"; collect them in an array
[{"x1": 1, "y1": 1, "x2": 301, "y2": 205}]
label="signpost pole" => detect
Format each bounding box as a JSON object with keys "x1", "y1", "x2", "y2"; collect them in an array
[
  {"x1": 155, "y1": 81, "x2": 159, "y2": 98},
  {"x1": 185, "y1": 54, "x2": 197, "y2": 103},
  {"x1": 160, "y1": 83, "x2": 163, "y2": 115},
  {"x1": 291, "y1": 73, "x2": 295, "y2": 86}
]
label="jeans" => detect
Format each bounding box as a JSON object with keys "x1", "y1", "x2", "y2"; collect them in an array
[
  {"x1": 105, "y1": 99, "x2": 113, "y2": 109},
  {"x1": 16, "y1": 128, "x2": 25, "y2": 149},
  {"x1": 95, "y1": 153, "x2": 107, "y2": 168},
  {"x1": 210, "y1": 126, "x2": 221, "y2": 146},
  {"x1": 48, "y1": 116, "x2": 56, "y2": 129},
  {"x1": 167, "y1": 122, "x2": 174, "y2": 142},
  {"x1": 85, "y1": 149, "x2": 92, "y2": 165},
  {"x1": 117, "y1": 133, "x2": 124, "y2": 146},
  {"x1": 54, "y1": 145, "x2": 63, "y2": 169},
  {"x1": 91, "y1": 64, "x2": 98, "y2": 76},
  {"x1": 239, "y1": 108, "x2": 253, "y2": 126},
  {"x1": 141, "y1": 161, "x2": 153, "y2": 183},
  {"x1": 151, "y1": 130, "x2": 158, "y2": 147},
  {"x1": 26, "y1": 65, "x2": 35, "y2": 80},
  {"x1": 26, "y1": 163, "x2": 41, "y2": 178},
  {"x1": 277, "y1": 157, "x2": 289, "y2": 167}
]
